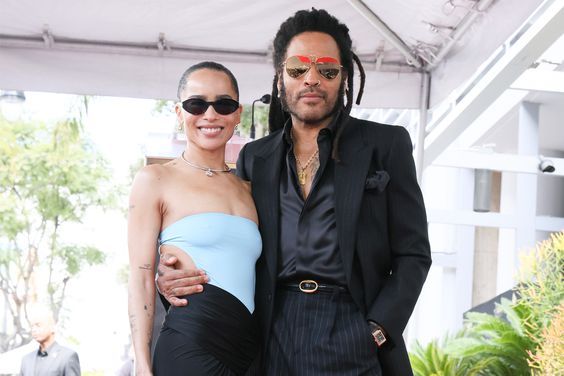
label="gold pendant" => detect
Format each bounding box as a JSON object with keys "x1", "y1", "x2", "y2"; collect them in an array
[{"x1": 298, "y1": 170, "x2": 306, "y2": 185}]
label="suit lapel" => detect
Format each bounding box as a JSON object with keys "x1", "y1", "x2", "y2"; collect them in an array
[
  {"x1": 252, "y1": 133, "x2": 285, "y2": 283},
  {"x1": 334, "y1": 118, "x2": 372, "y2": 287}
]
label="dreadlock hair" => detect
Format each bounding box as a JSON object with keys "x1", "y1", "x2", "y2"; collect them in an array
[
  {"x1": 268, "y1": 8, "x2": 366, "y2": 161},
  {"x1": 177, "y1": 61, "x2": 239, "y2": 101}
]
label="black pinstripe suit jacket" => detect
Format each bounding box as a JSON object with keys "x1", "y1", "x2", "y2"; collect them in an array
[{"x1": 236, "y1": 115, "x2": 432, "y2": 376}]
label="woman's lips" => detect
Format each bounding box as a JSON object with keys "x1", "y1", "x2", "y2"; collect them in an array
[{"x1": 198, "y1": 126, "x2": 224, "y2": 135}]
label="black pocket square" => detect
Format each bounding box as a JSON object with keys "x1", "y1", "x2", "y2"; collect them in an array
[{"x1": 365, "y1": 171, "x2": 390, "y2": 192}]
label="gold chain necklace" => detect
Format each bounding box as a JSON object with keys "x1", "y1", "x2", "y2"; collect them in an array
[
  {"x1": 180, "y1": 152, "x2": 231, "y2": 177},
  {"x1": 294, "y1": 149, "x2": 319, "y2": 185}
]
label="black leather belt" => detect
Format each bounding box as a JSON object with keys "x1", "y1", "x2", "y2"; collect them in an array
[{"x1": 281, "y1": 280, "x2": 348, "y2": 294}]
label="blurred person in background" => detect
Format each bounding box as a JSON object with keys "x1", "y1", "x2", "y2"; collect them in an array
[{"x1": 20, "y1": 305, "x2": 81, "y2": 376}]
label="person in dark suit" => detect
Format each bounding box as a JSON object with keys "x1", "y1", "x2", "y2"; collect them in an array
[
  {"x1": 157, "y1": 8, "x2": 431, "y2": 375},
  {"x1": 20, "y1": 306, "x2": 80, "y2": 376}
]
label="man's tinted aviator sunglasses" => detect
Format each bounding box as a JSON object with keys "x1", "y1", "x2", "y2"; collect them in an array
[
  {"x1": 283, "y1": 55, "x2": 343, "y2": 80},
  {"x1": 182, "y1": 98, "x2": 240, "y2": 115}
]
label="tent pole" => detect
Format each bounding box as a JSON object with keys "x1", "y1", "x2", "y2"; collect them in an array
[{"x1": 416, "y1": 71, "x2": 430, "y2": 183}]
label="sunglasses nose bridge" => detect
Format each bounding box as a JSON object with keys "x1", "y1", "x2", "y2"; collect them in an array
[
  {"x1": 202, "y1": 102, "x2": 220, "y2": 117},
  {"x1": 303, "y1": 62, "x2": 323, "y2": 84}
]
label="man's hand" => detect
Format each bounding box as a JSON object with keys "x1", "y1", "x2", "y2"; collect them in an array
[{"x1": 156, "y1": 253, "x2": 208, "y2": 307}]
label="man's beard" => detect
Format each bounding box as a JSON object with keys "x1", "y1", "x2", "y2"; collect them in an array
[{"x1": 279, "y1": 77, "x2": 345, "y2": 127}]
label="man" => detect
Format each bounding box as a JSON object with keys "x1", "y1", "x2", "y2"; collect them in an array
[
  {"x1": 20, "y1": 306, "x2": 81, "y2": 376},
  {"x1": 158, "y1": 8, "x2": 431, "y2": 375}
]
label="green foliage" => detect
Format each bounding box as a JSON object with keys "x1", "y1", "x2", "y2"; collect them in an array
[
  {"x1": 0, "y1": 103, "x2": 116, "y2": 351},
  {"x1": 58, "y1": 245, "x2": 106, "y2": 275},
  {"x1": 152, "y1": 99, "x2": 175, "y2": 116},
  {"x1": 518, "y1": 232, "x2": 564, "y2": 373},
  {"x1": 446, "y1": 299, "x2": 533, "y2": 375},
  {"x1": 410, "y1": 333, "x2": 470, "y2": 376},
  {"x1": 528, "y1": 302, "x2": 564, "y2": 374},
  {"x1": 116, "y1": 263, "x2": 130, "y2": 286},
  {"x1": 128, "y1": 157, "x2": 145, "y2": 183},
  {"x1": 240, "y1": 104, "x2": 269, "y2": 138},
  {"x1": 517, "y1": 232, "x2": 564, "y2": 342},
  {"x1": 409, "y1": 231, "x2": 564, "y2": 375},
  {"x1": 411, "y1": 302, "x2": 533, "y2": 376}
]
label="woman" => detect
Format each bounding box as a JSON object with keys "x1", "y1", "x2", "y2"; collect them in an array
[{"x1": 128, "y1": 62, "x2": 261, "y2": 376}]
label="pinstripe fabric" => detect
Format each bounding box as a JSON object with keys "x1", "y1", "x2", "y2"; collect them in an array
[{"x1": 265, "y1": 288, "x2": 382, "y2": 376}]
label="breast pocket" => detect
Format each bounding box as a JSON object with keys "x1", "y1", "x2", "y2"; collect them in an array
[{"x1": 364, "y1": 170, "x2": 389, "y2": 193}]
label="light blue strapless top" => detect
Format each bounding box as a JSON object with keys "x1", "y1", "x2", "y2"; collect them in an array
[{"x1": 159, "y1": 212, "x2": 262, "y2": 313}]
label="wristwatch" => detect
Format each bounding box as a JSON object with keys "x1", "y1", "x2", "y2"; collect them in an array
[{"x1": 369, "y1": 321, "x2": 387, "y2": 347}]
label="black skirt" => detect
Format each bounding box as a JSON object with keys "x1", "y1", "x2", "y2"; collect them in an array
[{"x1": 152, "y1": 284, "x2": 259, "y2": 376}]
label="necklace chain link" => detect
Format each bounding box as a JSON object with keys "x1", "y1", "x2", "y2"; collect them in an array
[
  {"x1": 180, "y1": 152, "x2": 231, "y2": 177},
  {"x1": 294, "y1": 149, "x2": 319, "y2": 185}
]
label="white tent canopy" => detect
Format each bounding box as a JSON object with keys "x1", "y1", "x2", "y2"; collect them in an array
[{"x1": 0, "y1": 0, "x2": 544, "y2": 108}]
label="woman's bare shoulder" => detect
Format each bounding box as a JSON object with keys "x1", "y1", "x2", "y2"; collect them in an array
[
  {"x1": 130, "y1": 162, "x2": 181, "y2": 201},
  {"x1": 133, "y1": 163, "x2": 170, "y2": 184},
  {"x1": 138, "y1": 157, "x2": 188, "y2": 178}
]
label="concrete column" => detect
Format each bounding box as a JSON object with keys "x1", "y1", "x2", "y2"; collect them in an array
[
  {"x1": 497, "y1": 101, "x2": 539, "y2": 292},
  {"x1": 455, "y1": 168, "x2": 475, "y2": 319},
  {"x1": 472, "y1": 171, "x2": 501, "y2": 306}
]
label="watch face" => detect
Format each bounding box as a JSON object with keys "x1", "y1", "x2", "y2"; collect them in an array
[{"x1": 372, "y1": 329, "x2": 386, "y2": 346}]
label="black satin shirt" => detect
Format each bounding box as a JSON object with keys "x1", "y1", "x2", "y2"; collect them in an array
[{"x1": 277, "y1": 115, "x2": 347, "y2": 286}]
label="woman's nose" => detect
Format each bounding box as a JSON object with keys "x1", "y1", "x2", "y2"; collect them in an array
[{"x1": 203, "y1": 104, "x2": 219, "y2": 119}]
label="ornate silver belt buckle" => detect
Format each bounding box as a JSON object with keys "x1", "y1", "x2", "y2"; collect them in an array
[{"x1": 299, "y1": 280, "x2": 318, "y2": 293}]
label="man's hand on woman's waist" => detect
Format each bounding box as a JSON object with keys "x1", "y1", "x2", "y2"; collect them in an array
[{"x1": 156, "y1": 253, "x2": 209, "y2": 307}]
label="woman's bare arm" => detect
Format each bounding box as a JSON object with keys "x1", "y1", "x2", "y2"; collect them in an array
[{"x1": 127, "y1": 166, "x2": 163, "y2": 375}]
